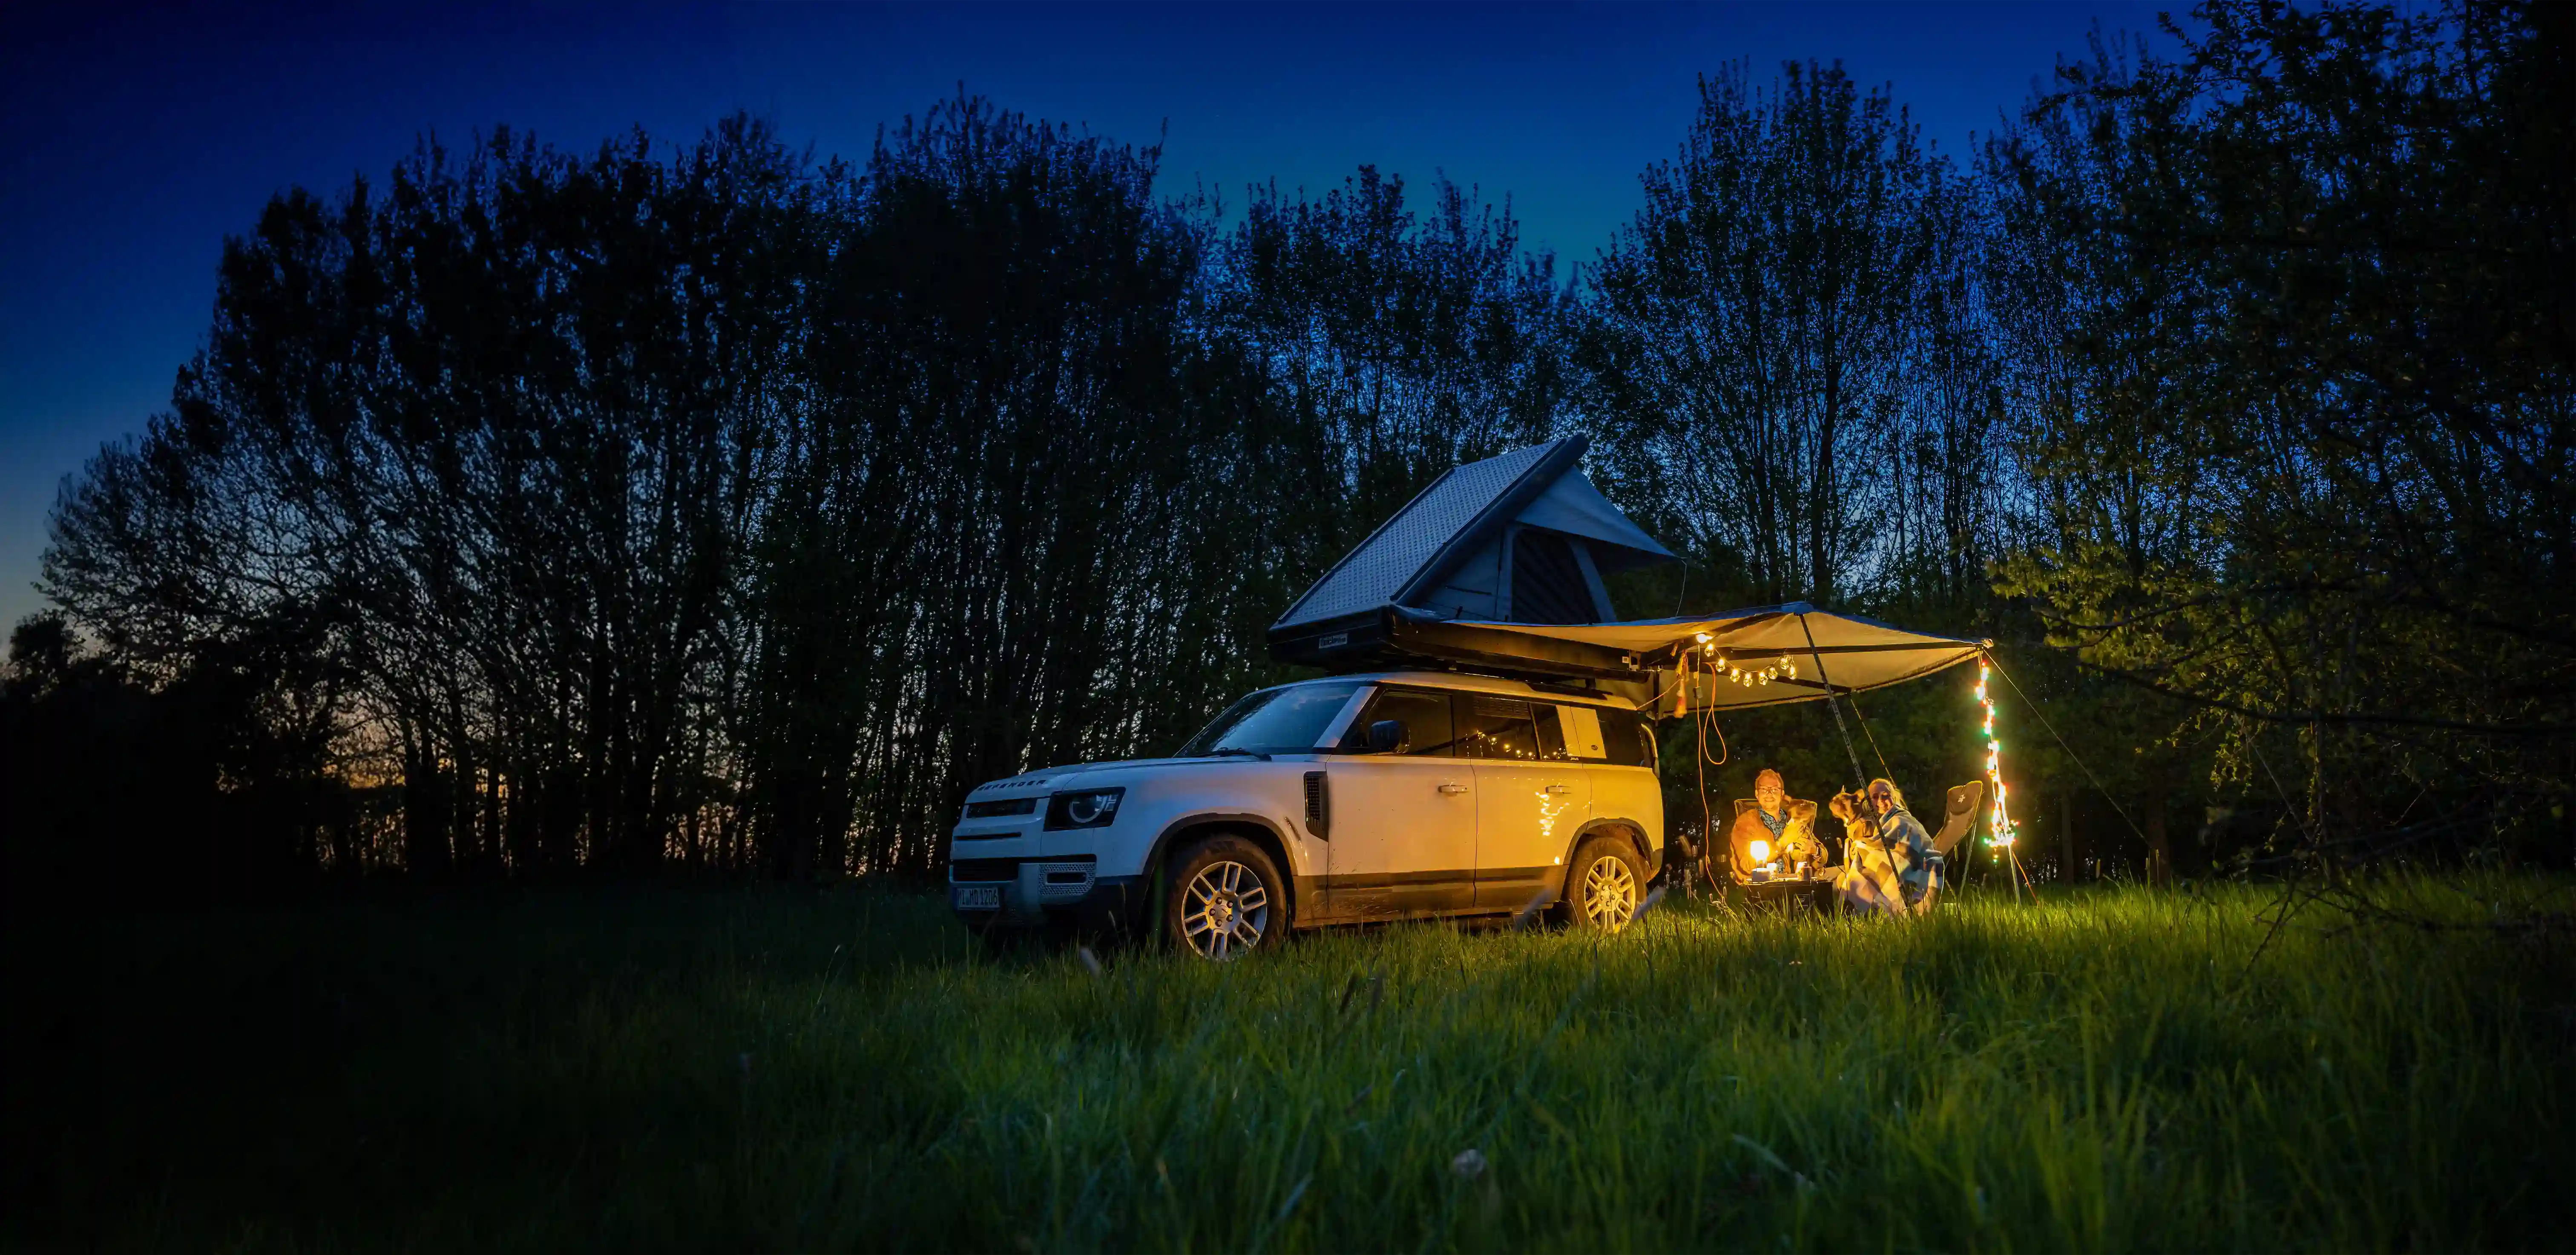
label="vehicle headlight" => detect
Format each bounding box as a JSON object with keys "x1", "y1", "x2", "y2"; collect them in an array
[{"x1": 1045, "y1": 788, "x2": 1125, "y2": 830}]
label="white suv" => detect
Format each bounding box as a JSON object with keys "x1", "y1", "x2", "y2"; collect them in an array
[{"x1": 948, "y1": 671, "x2": 1664, "y2": 958}]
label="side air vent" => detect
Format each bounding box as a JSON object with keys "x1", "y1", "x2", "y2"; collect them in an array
[{"x1": 1302, "y1": 770, "x2": 1330, "y2": 839}]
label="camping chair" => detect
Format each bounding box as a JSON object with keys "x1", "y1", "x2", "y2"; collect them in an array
[
  {"x1": 1727, "y1": 797, "x2": 1832, "y2": 911},
  {"x1": 1913, "y1": 780, "x2": 1984, "y2": 910}
]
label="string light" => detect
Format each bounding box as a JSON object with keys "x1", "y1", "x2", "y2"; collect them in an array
[
  {"x1": 1672, "y1": 639, "x2": 1802, "y2": 709},
  {"x1": 1692, "y1": 644, "x2": 1803, "y2": 688},
  {"x1": 1975, "y1": 659, "x2": 2018, "y2": 855}
]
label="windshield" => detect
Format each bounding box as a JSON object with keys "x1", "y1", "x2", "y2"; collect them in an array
[{"x1": 1177, "y1": 682, "x2": 1364, "y2": 757}]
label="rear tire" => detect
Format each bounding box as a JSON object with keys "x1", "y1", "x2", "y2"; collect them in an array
[
  {"x1": 1564, "y1": 835, "x2": 1645, "y2": 931},
  {"x1": 1162, "y1": 834, "x2": 1288, "y2": 961}
]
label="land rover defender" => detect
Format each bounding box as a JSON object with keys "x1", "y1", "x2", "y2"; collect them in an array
[{"x1": 947, "y1": 670, "x2": 1662, "y2": 958}]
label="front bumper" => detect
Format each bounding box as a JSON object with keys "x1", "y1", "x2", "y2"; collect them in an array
[{"x1": 951, "y1": 862, "x2": 1152, "y2": 937}]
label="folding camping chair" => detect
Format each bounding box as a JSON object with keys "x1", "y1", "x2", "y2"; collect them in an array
[{"x1": 1913, "y1": 780, "x2": 1985, "y2": 910}]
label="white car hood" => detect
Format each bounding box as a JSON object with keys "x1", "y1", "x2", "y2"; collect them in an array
[{"x1": 964, "y1": 756, "x2": 1259, "y2": 798}]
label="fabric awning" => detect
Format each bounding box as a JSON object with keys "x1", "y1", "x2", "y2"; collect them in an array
[{"x1": 1438, "y1": 602, "x2": 1989, "y2": 712}]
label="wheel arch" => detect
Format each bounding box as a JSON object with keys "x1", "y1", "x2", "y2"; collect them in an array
[
  {"x1": 1558, "y1": 817, "x2": 1656, "y2": 895},
  {"x1": 1146, "y1": 812, "x2": 1302, "y2": 927}
]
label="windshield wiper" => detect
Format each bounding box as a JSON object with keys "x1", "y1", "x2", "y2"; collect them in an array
[{"x1": 1200, "y1": 747, "x2": 1271, "y2": 760}]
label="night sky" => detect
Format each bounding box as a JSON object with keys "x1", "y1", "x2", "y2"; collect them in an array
[{"x1": 0, "y1": 1, "x2": 2166, "y2": 634}]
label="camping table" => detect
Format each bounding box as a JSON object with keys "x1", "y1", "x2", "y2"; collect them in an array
[{"x1": 1738, "y1": 869, "x2": 1837, "y2": 913}]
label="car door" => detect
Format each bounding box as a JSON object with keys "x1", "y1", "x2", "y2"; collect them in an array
[
  {"x1": 1463, "y1": 694, "x2": 1591, "y2": 910},
  {"x1": 1321, "y1": 686, "x2": 1478, "y2": 920},
  {"x1": 1571, "y1": 702, "x2": 1664, "y2": 874}
]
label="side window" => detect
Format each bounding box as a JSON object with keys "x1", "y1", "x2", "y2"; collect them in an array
[
  {"x1": 1459, "y1": 695, "x2": 1541, "y2": 760},
  {"x1": 1558, "y1": 704, "x2": 1608, "y2": 760},
  {"x1": 1598, "y1": 708, "x2": 1653, "y2": 769},
  {"x1": 1533, "y1": 705, "x2": 1570, "y2": 760},
  {"x1": 1342, "y1": 688, "x2": 1460, "y2": 756}
]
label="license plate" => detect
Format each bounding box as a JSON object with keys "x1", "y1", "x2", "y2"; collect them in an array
[{"x1": 952, "y1": 884, "x2": 1002, "y2": 911}]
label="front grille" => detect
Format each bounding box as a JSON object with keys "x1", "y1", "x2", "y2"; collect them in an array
[
  {"x1": 950, "y1": 855, "x2": 1098, "y2": 886},
  {"x1": 1038, "y1": 858, "x2": 1096, "y2": 902},
  {"x1": 964, "y1": 797, "x2": 1037, "y2": 819}
]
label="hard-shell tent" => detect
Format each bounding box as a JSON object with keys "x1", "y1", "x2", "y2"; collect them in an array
[
  {"x1": 1268, "y1": 436, "x2": 1676, "y2": 666},
  {"x1": 1269, "y1": 438, "x2": 1989, "y2": 711}
]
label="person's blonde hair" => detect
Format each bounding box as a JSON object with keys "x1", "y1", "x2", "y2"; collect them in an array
[{"x1": 1867, "y1": 778, "x2": 1907, "y2": 811}]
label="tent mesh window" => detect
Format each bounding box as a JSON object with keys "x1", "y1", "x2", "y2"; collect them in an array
[{"x1": 1509, "y1": 530, "x2": 1592, "y2": 624}]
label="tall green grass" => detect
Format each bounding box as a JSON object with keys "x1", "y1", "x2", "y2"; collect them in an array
[{"x1": 12, "y1": 879, "x2": 2570, "y2": 1250}]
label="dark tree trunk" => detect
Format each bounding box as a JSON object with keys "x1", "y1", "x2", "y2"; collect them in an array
[
  {"x1": 2145, "y1": 794, "x2": 2171, "y2": 888},
  {"x1": 2062, "y1": 791, "x2": 2078, "y2": 884}
]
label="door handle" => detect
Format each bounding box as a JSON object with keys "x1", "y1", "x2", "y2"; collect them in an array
[
  {"x1": 1438, "y1": 783, "x2": 1469, "y2": 794},
  {"x1": 1545, "y1": 784, "x2": 1571, "y2": 794}
]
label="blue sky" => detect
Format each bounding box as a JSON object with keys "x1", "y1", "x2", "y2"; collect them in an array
[{"x1": 0, "y1": 1, "x2": 2168, "y2": 634}]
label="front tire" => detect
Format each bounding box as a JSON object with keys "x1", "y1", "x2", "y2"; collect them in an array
[
  {"x1": 1162, "y1": 834, "x2": 1287, "y2": 961},
  {"x1": 1565, "y1": 835, "x2": 1644, "y2": 931}
]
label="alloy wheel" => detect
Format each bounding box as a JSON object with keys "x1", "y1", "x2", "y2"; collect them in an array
[
  {"x1": 1581, "y1": 855, "x2": 1638, "y2": 930},
  {"x1": 1181, "y1": 859, "x2": 1270, "y2": 960}
]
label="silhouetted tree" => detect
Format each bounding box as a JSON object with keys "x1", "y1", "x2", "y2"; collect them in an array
[
  {"x1": 1584, "y1": 61, "x2": 1966, "y2": 608},
  {"x1": 1986, "y1": 0, "x2": 2574, "y2": 844}
]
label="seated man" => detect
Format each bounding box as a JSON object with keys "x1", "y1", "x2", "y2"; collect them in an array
[
  {"x1": 1835, "y1": 777, "x2": 1936, "y2": 916},
  {"x1": 1729, "y1": 769, "x2": 1824, "y2": 881}
]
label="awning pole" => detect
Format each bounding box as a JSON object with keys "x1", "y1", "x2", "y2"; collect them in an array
[{"x1": 1798, "y1": 611, "x2": 1870, "y2": 790}]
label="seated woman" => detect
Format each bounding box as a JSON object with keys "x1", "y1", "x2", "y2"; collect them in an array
[
  {"x1": 1729, "y1": 769, "x2": 1824, "y2": 881},
  {"x1": 1834, "y1": 777, "x2": 1936, "y2": 916}
]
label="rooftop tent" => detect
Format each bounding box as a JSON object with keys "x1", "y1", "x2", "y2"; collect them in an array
[
  {"x1": 1268, "y1": 436, "x2": 1677, "y2": 669},
  {"x1": 1266, "y1": 438, "x2": 1987, "y2": 712}
]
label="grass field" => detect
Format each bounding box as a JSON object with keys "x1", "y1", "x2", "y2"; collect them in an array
[{"x1": 11, "y1": 878, "x2": 2572, "y2": 1251}]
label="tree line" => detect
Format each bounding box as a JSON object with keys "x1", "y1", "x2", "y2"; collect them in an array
[{"x1": 4, "y1": 0, "x2": 2565, "y2": 895}]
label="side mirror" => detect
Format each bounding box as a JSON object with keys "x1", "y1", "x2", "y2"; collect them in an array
[{"x1": 1366, "y1": 719, "x2": 1406, "y2": 753}]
